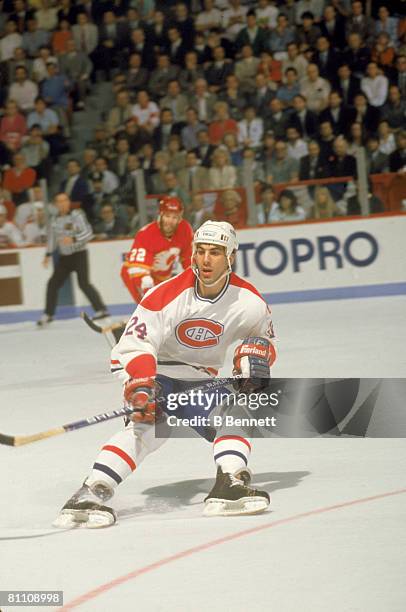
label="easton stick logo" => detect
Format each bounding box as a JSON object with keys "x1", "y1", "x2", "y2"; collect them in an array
[{"x1": 175, "y1": 318, "x2": 224, "y2": 348}]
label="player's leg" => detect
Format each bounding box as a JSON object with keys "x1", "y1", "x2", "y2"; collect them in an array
[
  {"x1": 157, "y1": 377, "x2": 270, "y2": 516},
  {"x1": 74, "y1": 251, "x2": 109, "y2": 318},
  {"x1": 37, "y1": 256, "x2": 71, "y2": 325},
  {"x1": 54, "y1": 421, "x2": 169, "y2": 529},
  {"x1": 204, "y1": 404, "x2": 270, "y2": 516}
]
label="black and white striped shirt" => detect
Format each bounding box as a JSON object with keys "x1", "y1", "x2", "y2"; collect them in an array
[{"x1": 46, "y1": 209, "x2": 93, "y2": 256}]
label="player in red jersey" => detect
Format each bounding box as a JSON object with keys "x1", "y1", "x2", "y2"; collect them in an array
[
  {"x1": 121, "y1": 196, "x2": 193, "y2": 303},
  {"x1": 84, "y1": 196, "x2": 193, "y2": 344}
]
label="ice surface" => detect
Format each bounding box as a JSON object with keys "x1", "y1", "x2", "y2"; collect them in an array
[{"x1": 1, "y1": 297, "x2": 406, "y2": 611}]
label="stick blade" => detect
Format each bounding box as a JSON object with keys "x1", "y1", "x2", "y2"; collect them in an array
[
  {"x1": 0, "y1": 433, "x2": 16, "y2": 446},
  {"x1": 81, "y1": 311, "x2": 103, "y2": 333}
]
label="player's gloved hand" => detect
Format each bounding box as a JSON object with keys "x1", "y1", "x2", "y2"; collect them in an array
[
  {"x1": 140, "y1": 274, "x2": 154, "y2": 294},
  {"x1": 124, "y1": 377, "x2": 156, "y2": 423},
  {"x1": 233, "y1": 337, "x2": 276, "y2": 393}
]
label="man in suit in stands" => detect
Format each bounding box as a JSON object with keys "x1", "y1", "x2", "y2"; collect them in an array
[
  {"x1": 205, "y1": 45, "x2": 234, "y2": 94},
  {"x1": 314, "y1": 36, "x2": 340, "y2": 79},
  {"x1": 128, "y1": 28, "x2": 155, "y2": 71},
  {"x1": 72, "y1": 12, "x2": 98, "y2": 56},
  {"x1": 365, "y1": 136, "x2": 388, "y2": 174},
  {"x1": 178, "y1": 151, "x2": 208, "y2": 194},
  {"x1": 320, "y1": 5, "x2": 346, "y2": 50},
  {"x1": 105, "y1": 90, "x2": 133, "y2": 137},
  {"x1": 166, "y1": 26, "x2": 188, "y2": 66},
  {"x1": 342, "y1": 32, "x2": 371, "y2": 78},
  {"x1": 60, "y1": 159, "x2": 89, "y2": 206},
  {"x1": 317, "y1": 120, "x2": 336, "y2": 160},
  {"x1": 329, "y1": 136, "x2": 357, "y2": 179},
  {"x1": 320, "y1": 91, "x2": 354, "y2": 136},
  {"x1": 264, "y1": 98, "x2": 290, "y2": 140},
  {"x1": 328, "y1": 136, "x2": 357, "y2": 205},
  {"x1": 299, "y1": 140, "x2": 328, "y2": 180},
  {"x1": 333, "y1": 63, "x2": 361, "y2": 106},
  {"x1": 249, "y1": 73, "x2": 274, "y2": 117},
  {"x1": 110, "y1": 137, "x2": 131, "y2": 180},
  {"x1": 59, "y1": 38, "x2": 92, "y2": 110},
  {"x1": 289, "y1": 94, "x2": 319, "y2": 140},
  {"x1": 345, "y1": 0, "x2": 376, "y2": 43},
  {"x1": 125, "y1": 52, "x2": 149, "y2": 92},
  {"x1": 189, "y1": 78, "x2": 218, "y2": 123},
  {"x1": 352, "y1": 92, "x2": 380, "y2": 134},
  {"x1": 235, "y1": 10, "x2": 267, "y2": 55},
  {"x1": 149, "y1": 54, "x2": 179, "y2": 99},
  {"x1": 192, "y1": 128, "x2": 216, "y2": 168},
  {"x1": 159, "y1": 80, "x2": 189, "y2": 123},
  {"x1": 153, "y1": 108, "x2": 181, "y2": 150}
]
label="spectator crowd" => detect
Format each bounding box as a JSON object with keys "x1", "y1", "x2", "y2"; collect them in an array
[{"x1": 0, "y1": 0, "x2": 405, "y2": 247}]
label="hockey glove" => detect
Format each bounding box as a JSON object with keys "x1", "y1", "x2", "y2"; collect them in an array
[
  {"x1": 141, "y1": 274, "x2": 154, "y2": 294},
  {"x1": 233, "y1": 337, "x2": 276, "y2": 393},
  {"x1": 124, "y1": 377, "x2": 156, "y2": 423}
]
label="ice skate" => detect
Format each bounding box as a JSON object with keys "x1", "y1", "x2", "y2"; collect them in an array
[
  {"x1": 36, "y1": 314, "x2": 53, "y2": 327},
  {"x1": 204, "y1": 467, "x2": 270, "y2": 517},
  {"x1": 53, "y1": 481, "x2": 116, "y2": 529}
]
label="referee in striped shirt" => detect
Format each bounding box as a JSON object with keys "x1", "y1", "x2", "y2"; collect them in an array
[{"x1": 37, "y1": 193, "x2": 109, "y2": 326}]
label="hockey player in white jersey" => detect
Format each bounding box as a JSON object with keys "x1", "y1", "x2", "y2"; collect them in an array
[{"x1": 54, "y1": 220, "x2": 276, "y2": 528}]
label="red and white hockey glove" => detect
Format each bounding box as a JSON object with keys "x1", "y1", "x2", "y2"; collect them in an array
[
  {"x1": 233, "y1": 337, "x2": 276, "y2": 393},
  {"x1": 124, "y1": 377, "x2": 156, "y2": 423},
  {"x1": 140, "y1": 274, "x2": 154, "y2": 294}
]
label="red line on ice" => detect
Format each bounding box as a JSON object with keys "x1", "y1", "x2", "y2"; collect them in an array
[{"x1": 59, "y1": 487, "x2": 406, "y2": 610}]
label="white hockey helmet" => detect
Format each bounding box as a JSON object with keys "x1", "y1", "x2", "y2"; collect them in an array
[
  {"x1": 192, "y1": 220, "x2": 238, "y2": 256},
  {"x1": 192, "y1": 220, "x2": 238, "y2": 287}
]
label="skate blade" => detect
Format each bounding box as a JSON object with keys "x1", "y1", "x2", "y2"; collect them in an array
[
  {"x1": 53, "y1": 509, "x2": 115, "y2": 529},
  {"x1": 204, "y1": 496, "x2": 270, "y2": 517}
]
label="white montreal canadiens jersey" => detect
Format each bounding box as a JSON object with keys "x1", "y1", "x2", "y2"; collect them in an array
[{"x1": 112, "y1": 268, "x2": 275, "y2": 378}]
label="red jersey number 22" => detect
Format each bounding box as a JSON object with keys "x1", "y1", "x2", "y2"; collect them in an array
[
  {"x1": 125, "y1": 315, "x2": 147, "y2": 339},
  {"x1": 128, "y1": 248, "x2": 146, "y2": 263}
]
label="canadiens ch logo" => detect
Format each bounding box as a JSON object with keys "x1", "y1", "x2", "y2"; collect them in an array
[{"x1": 175, "y1": 318, "x2": 224, "y2": 348}]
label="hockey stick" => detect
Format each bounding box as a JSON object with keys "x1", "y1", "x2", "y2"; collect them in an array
[
  {"x1": 81, "y1": 311, "x2": 126, "y2": 335},
  {"x1": 0, "y1": 406, "x2": 136, "y2": 447},
  {"x1": 0, "y1": 378, "x2": 232, "y2": 447}
]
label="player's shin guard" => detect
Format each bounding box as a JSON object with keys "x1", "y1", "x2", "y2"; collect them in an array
[
  {"x1": 85, "y1": 422, "x2": 168, "y2": 490},
  {"x1": 85, "y1": 428, "x2": 139, "y2": 489},
  {"x1": 213, "y1": 435, "x2": 251, "y2": 474}
]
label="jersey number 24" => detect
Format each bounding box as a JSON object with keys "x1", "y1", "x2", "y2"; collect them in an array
[{"x1": 125, "y1": 315, "x2": 147, "y2": 339}]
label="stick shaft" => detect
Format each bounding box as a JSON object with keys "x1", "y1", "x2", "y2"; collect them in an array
[
  {"x1": 63, "y1": 406, "x2": 134, "y2": 432},
  {"x1": 2, "y1": 407, "x2": 135, "y2": 447},
  {"x1": 1, "y1": 379, "x2": 231, "y2": 447}
]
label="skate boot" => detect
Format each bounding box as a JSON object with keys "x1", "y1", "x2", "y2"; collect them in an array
[
  {"x1": 53, "y1": 481, "x2": 116, "y2": 529},
  {"x1": 36, "y1": 314, "x2": 53, "y2": 327},
  {"x1": 204, "y1": 467, "x2": 270, "y2": 516}
]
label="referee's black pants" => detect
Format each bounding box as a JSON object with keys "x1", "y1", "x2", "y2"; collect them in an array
[{"x1": 45, "y1": 250, "x2": 106, "y2": 317}]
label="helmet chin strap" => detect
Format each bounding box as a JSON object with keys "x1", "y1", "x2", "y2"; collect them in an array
[{"x1": 192, "y1": 255, "x2": 232, "y2": 288}]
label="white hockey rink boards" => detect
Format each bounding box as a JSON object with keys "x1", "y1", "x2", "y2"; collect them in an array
[{"x1": 1, "y1": 296, "x2": 406, "y2": 612}]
